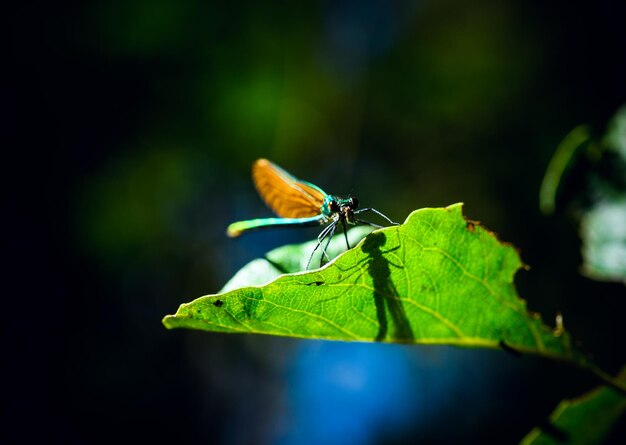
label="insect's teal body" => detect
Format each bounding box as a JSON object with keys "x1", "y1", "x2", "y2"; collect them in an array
[
  {"x1": 227, "y1": 215, "x2": 326, "y2": 236},
  {"x1": 227, "y1": 194, "x2": 358, "y2": 235}
]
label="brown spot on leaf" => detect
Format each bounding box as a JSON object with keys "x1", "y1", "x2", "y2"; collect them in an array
[{"x1": 464, "y1": 217, "x2": 480, "y2": 232}]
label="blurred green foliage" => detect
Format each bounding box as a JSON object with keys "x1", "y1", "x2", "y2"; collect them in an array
[
  {"x1": 78, "y1": 148, "x2": 194, "y2": 261},
  {"x1": 77, "y1": 0, "x2": 551, "y2": 274}
]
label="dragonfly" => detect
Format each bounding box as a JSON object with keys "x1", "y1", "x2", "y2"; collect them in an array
[{"x1": 227, "y1": 159, "x2": 398, "y2": 269}]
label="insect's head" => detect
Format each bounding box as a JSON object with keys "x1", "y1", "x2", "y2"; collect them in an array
[
  {"x1": 326, "y1": 195, "x2": 358, "y2": 213},
  {"x1": 323, "y1": 195, "x2": 359, "y2": 220}
]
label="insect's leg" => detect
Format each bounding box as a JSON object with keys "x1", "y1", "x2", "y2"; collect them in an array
[
  {"x1": 310, "y1": 223, "x2": 335, "y2": 265},
  {"x1": 306, "y1": 223, "x2": 335, "y2": 270},
  {"x1": 354, "y1": 207, "x2": 399, "y2": 225},
  {"x1": 355, "y1": 218, "x2": 385, "y2": 229},
  {"x1": 341, "y1": 218, "x2": 350, "y2": 249},
  {"x1": 319, "y1": 223, "x2": 337, "y2": 263},
  {"x1": 320, "y1": 222, "x2": 337, "y2": 267}
]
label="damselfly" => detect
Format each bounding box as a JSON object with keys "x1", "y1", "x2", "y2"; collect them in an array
[{"x1": 227, "y1": 159, "x2": 397, "y2": 269}]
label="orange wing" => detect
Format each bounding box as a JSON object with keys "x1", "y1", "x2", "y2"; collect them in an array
[{"x1": 252, "y1": 159, "x2": 326, "y2": 218}]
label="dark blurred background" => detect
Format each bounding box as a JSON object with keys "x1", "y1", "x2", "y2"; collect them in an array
[{"x1": 5, "y1": 0, "x2": 626, "y2": 443}]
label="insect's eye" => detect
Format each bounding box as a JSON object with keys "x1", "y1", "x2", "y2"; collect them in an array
[
  {"x1": 329, "y1": 200, "x2": 340, "y2": 212},
  {"x1": 349, "y1": 197, "x2": 359, "y2": 209}
]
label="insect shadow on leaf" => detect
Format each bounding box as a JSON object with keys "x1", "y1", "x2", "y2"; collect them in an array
[{"x1": 360, "y1": 232, "x2": 414, "y2": 342}]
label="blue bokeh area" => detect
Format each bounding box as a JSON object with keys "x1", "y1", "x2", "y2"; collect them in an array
[
  {"x1": 274, "y1": 342, "x2": 521, "y2": 445},
  {"x1": 279, "y1": 342, "x2": 416, "y2": 445}
]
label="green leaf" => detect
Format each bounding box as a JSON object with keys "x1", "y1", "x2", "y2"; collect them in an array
[
  {"x1": 163, "y1": 203, "x2": 626, "y2": 390},
  {"x1": 163, "y1": 204, "x2": 625, "y2": 390},
  {"x1": 520, "y1": 369, "x2": 626, "y2": 445}
]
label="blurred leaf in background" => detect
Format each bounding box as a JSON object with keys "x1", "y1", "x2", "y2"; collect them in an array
[
  {"x1": 521, "y1": 368, "x2": 626, "y2": 445},
  {"x1": 540, "y1": 106, "x2": 626, "y2": 283}
]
